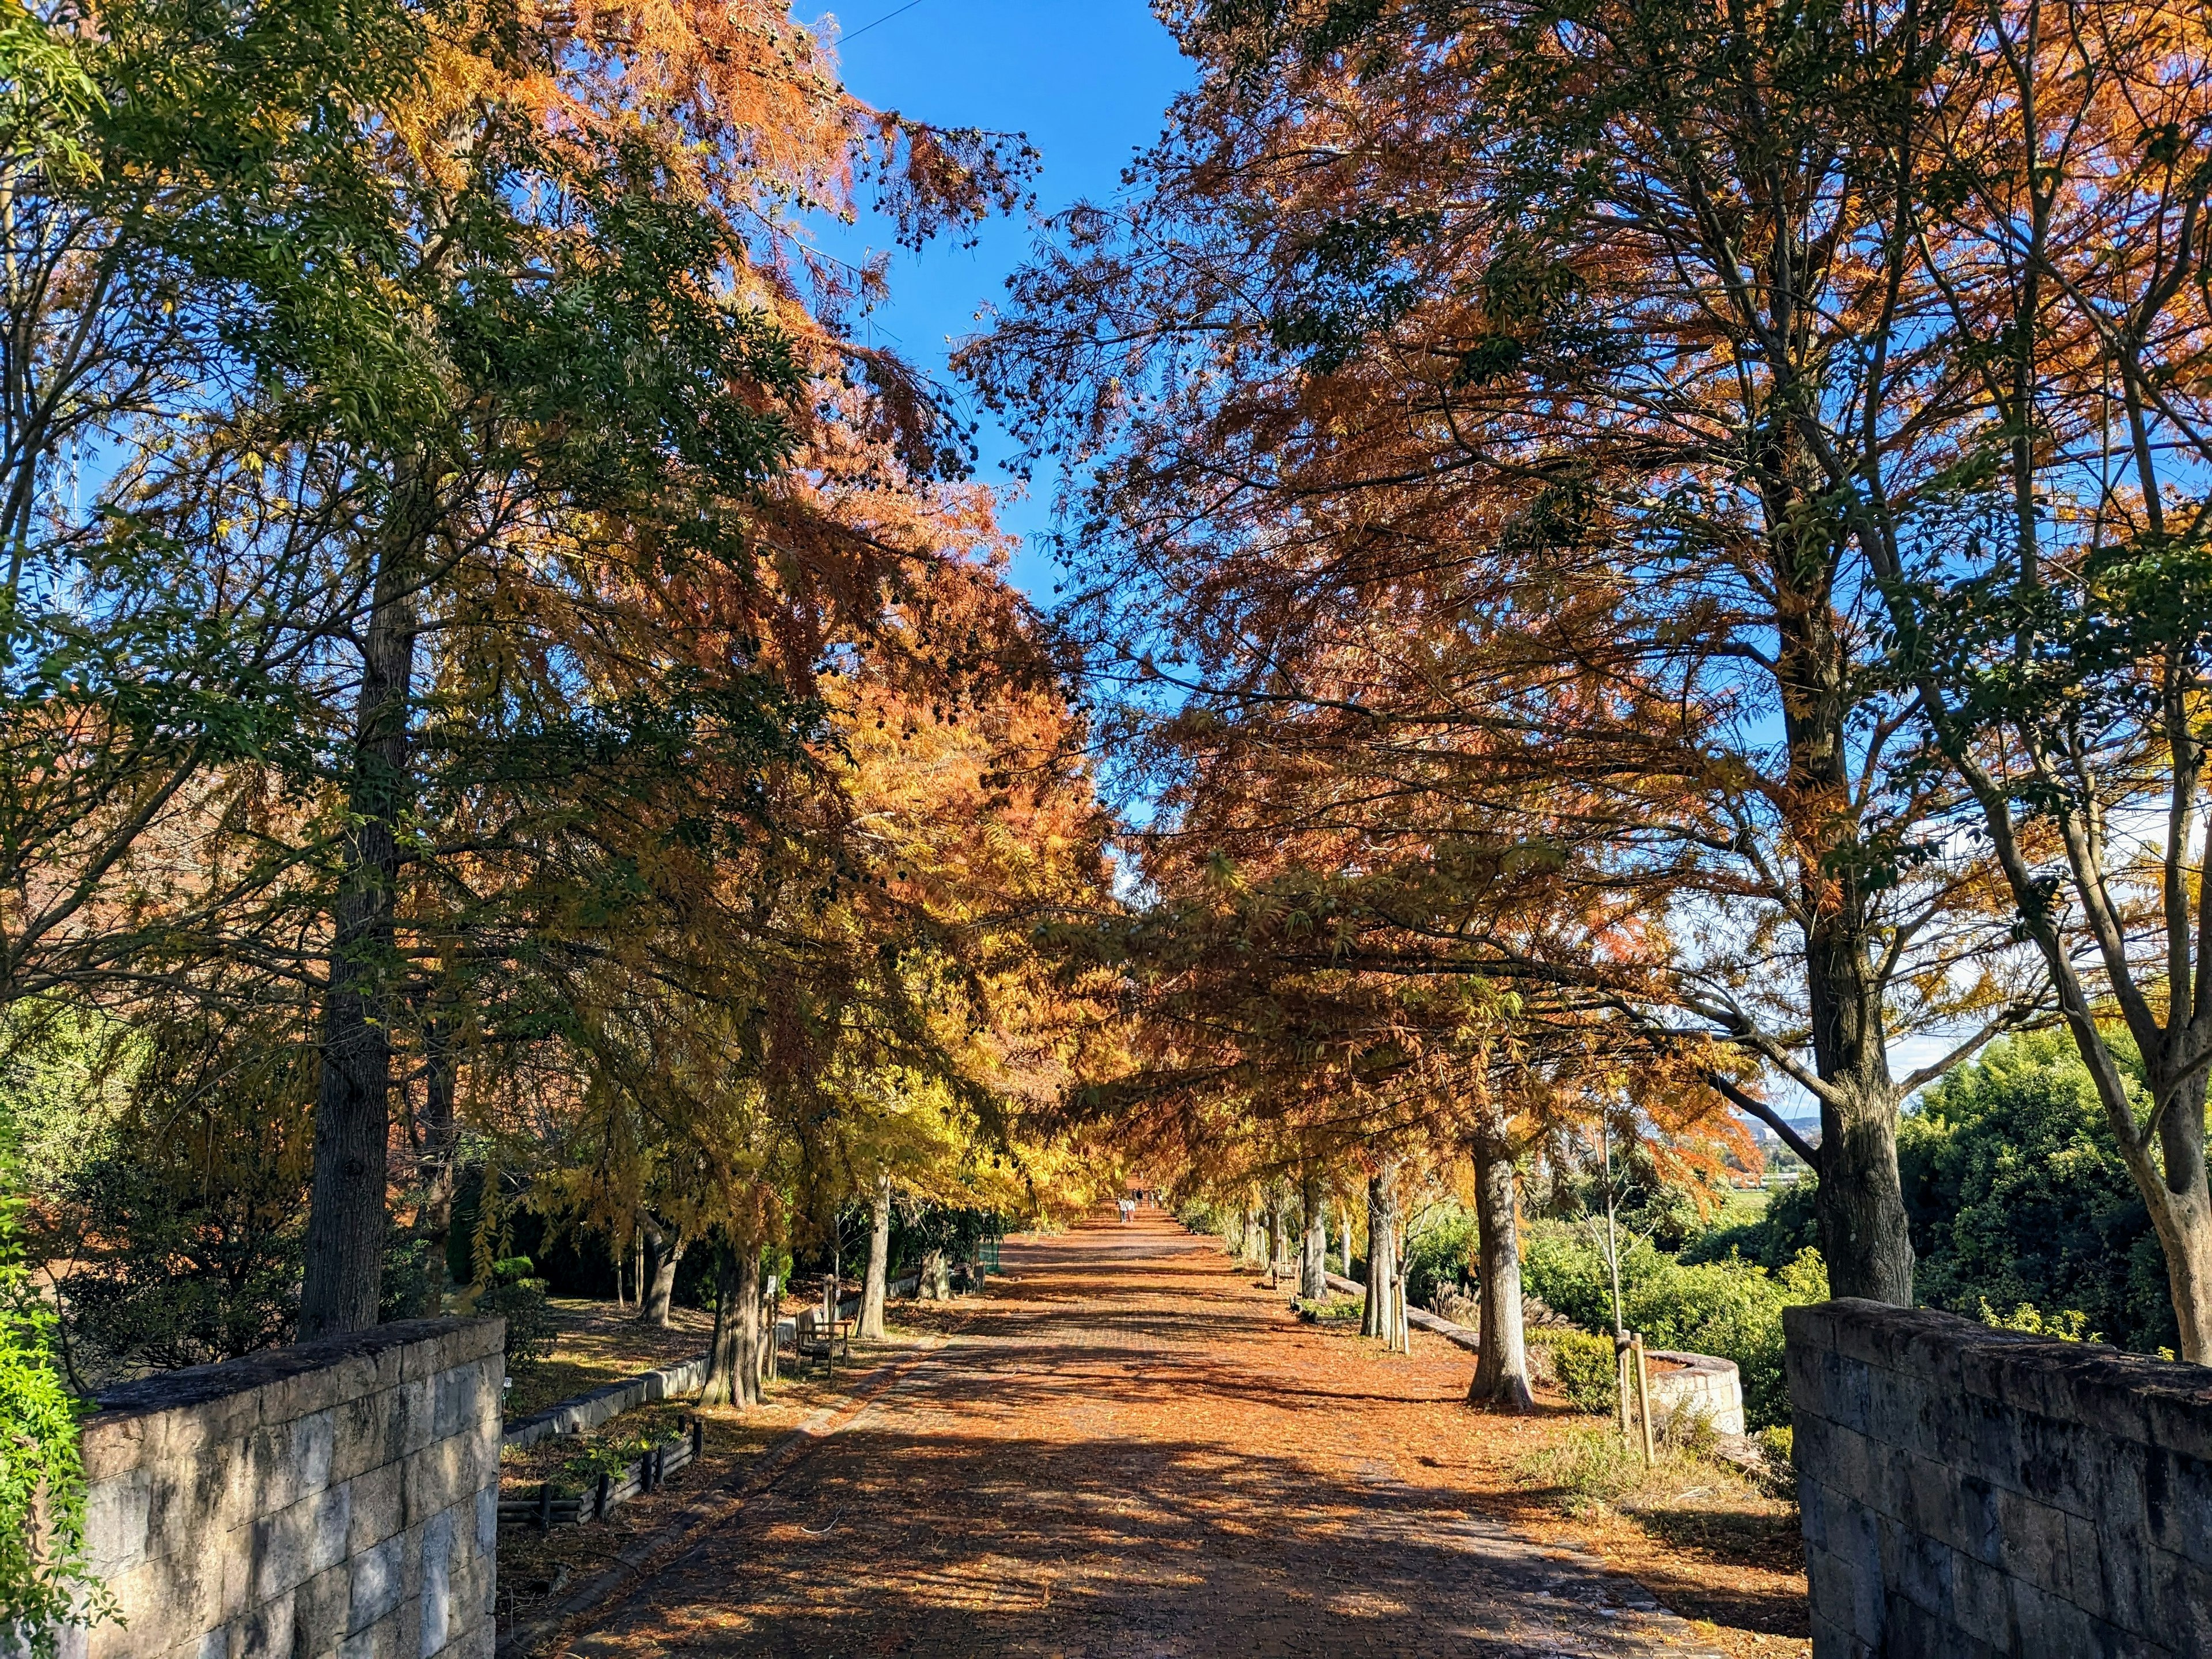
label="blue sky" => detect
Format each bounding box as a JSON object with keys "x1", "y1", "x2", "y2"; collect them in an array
[{"x1": 806, "y1": 2, "x2": 1193, "y2": 599}]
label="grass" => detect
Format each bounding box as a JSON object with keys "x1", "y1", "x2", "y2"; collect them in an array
[
  {"x1": 1715, "y1": 1185, "x2": 1774, "y2": 1221},
  {"x1": 1513, "y1": 1421, "x2": 1803, "y2": 1582},
  {"x1": 1518, "y1": 1423, "x2": 1666, "y2": 1515}
]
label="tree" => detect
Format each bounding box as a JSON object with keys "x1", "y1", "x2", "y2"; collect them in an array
[
  {"x1": 1858, "y1": 0, "x2": 2212, "y2": 1359},
  {"x1": 0, "y1": 0, "x2": 426, "y2": 1013},
  {"x1": 1902, "y1": 1033, "x2": 2176, "y2": 1355},
  {"x1": 965, "y1": 0, "x2": 2040, "y2": 1308},
  {"x1": 1062, "y1": 760, "x2": 1744, "y2": 1408},
  {"x1": 33, "y1": 1000, "x2": 313, "y2": 1379},
  {"x1": 487, "y1": 495, "x2": 1107, "y2": 1404},
  {"x1": 255, "y1": 0, "x2": 1036, "y2": 1335}
]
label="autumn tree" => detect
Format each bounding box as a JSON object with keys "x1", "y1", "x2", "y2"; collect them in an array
[
  {"x1": 476, "y1": 479, "x2": 1108, "y2": 1403},
  {"x1": 1847, "y1": 0, "x2": 2212, "y2": 1357},
  {"x1": 964, "y1": 0, "x2": 2042, "y2": 1306},
  {"x1": 233, "y1": 0, "x2": 1036, "y2": 1335},
  {"x1": 1069, "y1": 758, "x2": 1744, "y2": 1408}
]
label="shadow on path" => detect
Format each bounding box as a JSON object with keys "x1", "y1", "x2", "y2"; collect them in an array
[{"x1": 551, "y1": 1210, "x2": 1728, "y2": 1658}]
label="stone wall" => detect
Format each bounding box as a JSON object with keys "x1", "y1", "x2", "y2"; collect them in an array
[
  {"x1": 65, "y1": 1317, "x2": 503, "y2": 1659},
  {"x1": 1785, "y1": 1297, "x2": 2212, "y2": 1658},
  {"x1": 503, "y1": 1349, "x2": 707, "y2": 1453},
  {"x1": 1649, "y1": 1351, "x2": 1745, "y2": 1437}
]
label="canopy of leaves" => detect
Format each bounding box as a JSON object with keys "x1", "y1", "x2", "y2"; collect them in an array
[{"x1": 1903, "y1": 1034, "x2": 2179, "y2": 1357}]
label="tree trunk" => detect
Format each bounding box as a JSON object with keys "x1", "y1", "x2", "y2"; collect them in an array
[
  {"x1": 1340, "y1": 1200, "x2": 1353, "y2": 1278},
  {"x1": 702, "y1": 1245, "x2": 737, "y2": 1405},
  {"x1": 2157, "y1": 1074, "x2": 2212, "y2": 1359},
  {"x1": 1362, "y1": 1165, "x2": 1397, "y2": 1340},
  {"x1": 1264, "y1": 1192, "x2": 1283, "y2": 1286},
  {"x1": 639, "y1": 1221, "x2": 684, "y2": 1327},
  {"x1": 860, "y1": 1175, "x2": 892, "y2": 1340},
  {"x1": 300, "y1": 542, "x2": 419, "y2": 1338},
  {"x1": 1813, "y1": 1077, "x2": 1914, "y2": 1304},
  {"x1": 2113, "y1": 1067, "x2": 2212, "y2": 1360},
  {"x1": 1390, "y1": 1234, "x2": 1411, "y2": 1353},
  {"x1": 1467, "y1": 1130, "x2": 1535, "y2": 1411},
  {"x1": 740, "y1": 1245, "x2": 762, "y2": 1403},
  {"x1": 765, "y1": 1274, "x2": 781, "y2": 1386},
  {"x1": 702, "y1": 1240, "x2": 762, "y2": 1407},
  {"x1": 2145, "y1": 1176, "x2": 2212, "y2": 1362},
  {"x1": 1778, "y1": 571, "x2": 1915, "y2": 1306},
  {"x1": 757, "y1": 1260, "x2": 775, "y2": 1394},
  {"x1": 1298, "y1": 1166, "x2": 1328, "y2": 1300},
  {"x1": 919, "y1": 1248, "x2": 949, "y2": 1300}
]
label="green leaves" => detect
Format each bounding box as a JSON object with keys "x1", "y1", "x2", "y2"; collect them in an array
[
  {"x1": 1903, "y1": 1033, "x2": 2176, "y2": 1357},
  {"x1": 0, "y1": 1196, "x2": 112, "y2": 1656},
  {"x1": 0, "y1": 3, "x2": 102, "y2": 180}
]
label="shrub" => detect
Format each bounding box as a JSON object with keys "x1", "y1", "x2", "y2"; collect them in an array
[
  {"x1": 1681, "y1": 1177, "x2": 1821, "y2": 1271},
  {"x1": 0, "y1": 1200, "x2": 115, "y2": 1655},
  {"x1": 1660, "y1": 1402, "x2": 1721, "y2": 1457},
  {"x1": 1521, "y1": 1223, "x2": 1827, "y2": 1430},
  {"x1": 1901, "y1": 1032, "x2": 2175, "y2": 1354},
  {"x1": 478, "y1": 1256, "x2": 558, "y2": 1377},
  {"x1": 1401, "y1": 1203, "x2": 1476, "y2": 1308},
  {"x1": 1547, "y1": 1331, "x2": 1618, "y2": 1415},
  {"x1": 24, "y1": 1010, "x2": 312, "y2": 1382}
]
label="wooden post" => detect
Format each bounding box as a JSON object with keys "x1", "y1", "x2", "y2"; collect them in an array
[
  {"x1": 692, "y1": 1415, "x2": 705, "y2": 1465},
  {"x1": 596, "y1": 1469, "x2": 611, "y2": 1521},
  {"x1": 537, "y1": 1482, "x2": 552, "y2": 1531},
  {"x1": 1615, "y1": 1337, "x2": 1633, "y2": 1445},
  {"x1": 1631, "y1": 1335, "x2": 1656, "y2": 1465}
]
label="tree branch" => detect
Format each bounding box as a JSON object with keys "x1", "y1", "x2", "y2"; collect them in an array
[{"x1": 1704, "y1": 1071, "x2": 1823, "y2": 1172}]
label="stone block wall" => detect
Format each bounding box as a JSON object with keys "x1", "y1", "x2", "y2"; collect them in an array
[
  {"x1": 63, "y1": 1317, "x2": 503, "y2": 1659},
  {"x1": 1785, "y1": 1297, "x2": 2212, "y2": 1658},
  {"x1": 1649, "y1": 1350, "x2": 1745, "y2": 1437}
]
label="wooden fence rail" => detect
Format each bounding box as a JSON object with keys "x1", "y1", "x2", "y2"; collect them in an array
[{"x1": 495, "y1": 1416, "x2": 705, "y2": 1532}]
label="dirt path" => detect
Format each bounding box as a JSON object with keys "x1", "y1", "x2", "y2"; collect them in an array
[{"x1": 553, "y1": 1211, "x2": 1731, "y2": 1657}]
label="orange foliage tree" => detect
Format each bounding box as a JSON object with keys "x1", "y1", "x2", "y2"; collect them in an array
[{"x1": 963, "y1": 0, "x2": 2045, "y2": 1312}]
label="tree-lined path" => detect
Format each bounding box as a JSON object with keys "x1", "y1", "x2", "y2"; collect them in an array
[{"x1": 553, "y1": 1212, "x2": 1724, "y2": 1657}]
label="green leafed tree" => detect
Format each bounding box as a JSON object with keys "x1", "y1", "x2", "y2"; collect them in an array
[{"x1": 1902, "y1": 1034, "x2": 2179, "y2": 1357}]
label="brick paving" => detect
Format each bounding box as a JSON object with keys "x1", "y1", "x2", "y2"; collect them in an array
[{"x1": 553, "y1": 1210, "x2": 1726, "y2": 1657}]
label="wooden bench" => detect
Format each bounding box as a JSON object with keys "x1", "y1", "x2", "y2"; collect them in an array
[{"x1": 792, "y1": 1308, "x2": 857, "y2": 1375}]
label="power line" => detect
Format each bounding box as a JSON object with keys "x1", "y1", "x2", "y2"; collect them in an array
[{"x1": 841, "y1": 0, "x2": 927, "y2": 45}]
